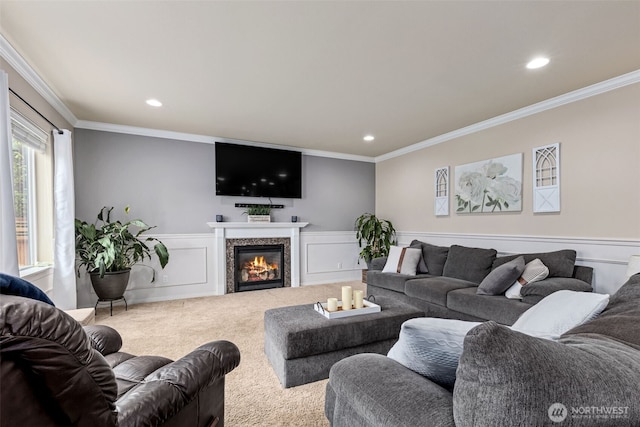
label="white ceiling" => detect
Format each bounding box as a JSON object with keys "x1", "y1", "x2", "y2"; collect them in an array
[{"x1": 1, "y1": 1, "x2": 639, "y2": 158}]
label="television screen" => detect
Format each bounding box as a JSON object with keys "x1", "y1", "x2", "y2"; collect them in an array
[{"x1": 215, "y1": 142, "x2": 302, "y2": 198}]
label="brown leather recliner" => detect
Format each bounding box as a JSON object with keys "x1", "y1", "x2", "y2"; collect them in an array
[{"x1": 0, "y1": 295, "x2": 241, "y2": 427}]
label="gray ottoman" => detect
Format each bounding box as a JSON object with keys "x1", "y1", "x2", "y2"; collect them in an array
[{"x1": 264, "y1": 296, "x2": 424, "y2": 388}]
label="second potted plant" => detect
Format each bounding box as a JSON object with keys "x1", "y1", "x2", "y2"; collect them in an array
[
  {"x1": 75, "y1": 206, "x2": 170, "y2": 302},
  {"x1": 355, "y1": 213, "x2": 396, "y2": 266}
]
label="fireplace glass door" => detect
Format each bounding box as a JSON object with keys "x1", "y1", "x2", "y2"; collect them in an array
[{"x1": 234, "y1": 244, "x2": 285, "y2": 292}]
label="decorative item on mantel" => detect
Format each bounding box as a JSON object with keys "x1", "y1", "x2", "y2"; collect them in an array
[{"x1": 243, "y1": 205, "x2": 271, "y2": 223}]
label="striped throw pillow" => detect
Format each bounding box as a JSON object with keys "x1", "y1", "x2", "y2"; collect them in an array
[{"x1": 382, "y1": 246, "x2": 422, "y2": 275}]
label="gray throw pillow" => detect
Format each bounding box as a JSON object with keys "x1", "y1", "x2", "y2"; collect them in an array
[
  {"x1": 492, "y1": 249, "x2": 576, "y2": 278},
  {"x1": 442, "y1": 245, "x2": 497, "y2": 284},
  {"x1": 410, "y1": 240, "x2": 449, "y2": 275},
  {"x1": 477, "y1": 256, "x2": 525, "y2": 295}
]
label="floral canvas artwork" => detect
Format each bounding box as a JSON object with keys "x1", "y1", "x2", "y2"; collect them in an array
[{"x1": 455, "y1": 153, "x2": 523, "y2": 214}]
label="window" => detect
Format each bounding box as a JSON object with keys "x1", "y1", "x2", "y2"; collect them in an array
[{"x1": 10, "y1": 109, "x2": 52, "y2": 270}]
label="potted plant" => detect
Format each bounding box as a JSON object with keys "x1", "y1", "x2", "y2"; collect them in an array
[
  {"x1": 75, "y1": 206, "x2": 170, "y2": 301},
  {"x1": 355, "y1": 213, "x2": 396, "y2": 266},
  {"x1": 243, "y1": 205, "x2": 272, "y2": 223}
]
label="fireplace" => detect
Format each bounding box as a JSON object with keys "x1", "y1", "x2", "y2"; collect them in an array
[{"x1": 234, "y1": 244, "x2": 285, "y2": 292}]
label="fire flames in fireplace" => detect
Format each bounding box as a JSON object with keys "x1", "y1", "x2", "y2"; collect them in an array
[{"x1": 240, "y1": 256, "x2": 280, "y2": 282}]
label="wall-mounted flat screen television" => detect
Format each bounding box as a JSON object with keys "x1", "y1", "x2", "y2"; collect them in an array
[{"x1": 215, "y1": 142, "x2": 302, "y2": 198}]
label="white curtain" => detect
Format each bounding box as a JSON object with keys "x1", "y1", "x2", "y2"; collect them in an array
[
  {"x1": 0, "y1": 71, "x2": 19, "y2": 276},
  {"x1": 52, "y1": 129, "x2": 76, "y2": 309}
]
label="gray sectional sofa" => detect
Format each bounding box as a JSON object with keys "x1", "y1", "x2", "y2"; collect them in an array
[
  {"x1": 366, "y1": 240, "x2": 594, "y2": 325},
  {"x1": 326, "y1": 274, "x2": 640, "y2": 426}
]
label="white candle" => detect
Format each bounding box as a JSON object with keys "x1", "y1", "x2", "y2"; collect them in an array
[
  {"x1": 354, "y1": 290, "x2": 364, "y2": 309},
  {"x1": 341, "y1": 286, "x2": 353, "y2": 310},
  {"x1": 327, "y1": 297, "x2": 338, "y2": 312}
]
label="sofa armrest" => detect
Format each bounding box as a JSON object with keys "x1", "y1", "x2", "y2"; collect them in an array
[
  {"x1": 368, "y1": 256, "x2": 387, "y2": 271},
  {"x1": 116, "y1": 340, "x2": 240, "y2": 426},
  {"x1": 573, "y1": 265, "x2": 594, "y2": 284},
  {"x1": 84, "y1": 325, "x2": 123, "y2": 355},
  {"x1": 326, "y1": 353, "x2": 454, "y2": 427},
  {"x1": 520, "y1": 278, "x2": 593, "y2": 304}
]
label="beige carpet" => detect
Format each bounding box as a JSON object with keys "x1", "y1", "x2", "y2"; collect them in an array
[{"x1": 95, "y1": 280, "x2": 366, "y2": 426}]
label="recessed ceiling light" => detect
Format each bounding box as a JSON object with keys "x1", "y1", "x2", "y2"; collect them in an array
[
  {"x1": 146, "y1": 98, "x2": 163, "y2": 107},
  {"x1": 526, "y1": 57, "x2": 550, "y2": 69},
  {"x1": 363, "y1": 135, "x2": 375, "y2": 142}
]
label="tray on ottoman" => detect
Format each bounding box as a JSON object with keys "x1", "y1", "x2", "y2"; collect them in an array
[
  {"x1": 264, "y1": 296, "x2": 424, "y2": 388},
  {"x1": 314, "y1": 299, "x2": 381, "y2": 319}
]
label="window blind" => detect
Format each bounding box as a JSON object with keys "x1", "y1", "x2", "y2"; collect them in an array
[{"x1": 10, "y1": 109, "x2": 48, "y2": 152}]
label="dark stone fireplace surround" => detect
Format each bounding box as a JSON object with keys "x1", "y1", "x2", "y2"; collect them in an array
[{"x1": 225, "y1": 238, "x2": 291, "y2": 294}]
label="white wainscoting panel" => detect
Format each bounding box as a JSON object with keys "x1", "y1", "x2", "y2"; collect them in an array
[
  {"x1": 300, "y1": 231, "x2": 362, "y2": 285},
  {"x1": 397, "y1": 232, "x2": 640, "y2": 295},
  {"x1": 76, "y1": 234, "x2": 217, "y2": 308},
  {"x1": 73, "y1": 230, "x2": 636, "y2": 307}
]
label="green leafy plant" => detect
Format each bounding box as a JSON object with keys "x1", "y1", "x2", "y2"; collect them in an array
[
  {"x1": 243, "y1": 205, "x2": 272, "y2": 215},
  {"x1": 75, "y1": 206, "x2": 169, "y2": 279},
  {"x1": 355, "y1": 213, "x2": 396, "y2": 264}
]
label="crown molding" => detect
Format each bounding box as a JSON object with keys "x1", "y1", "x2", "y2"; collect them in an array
[
  {"x1": 375, "y1": 69, "x2": 640, "y2": 163},
  {"x1": 0, "y1": 33, "x2": 78, "y2": 127},
  {"x1": 76, "y1": 120, "x2": 376, "y2": 163},
  {"x1": 2, "y1": 28, "x2": 636, "y2": 164},
  {"x1": 75, "y1": 120, "x2": 215, "y2": 144}
]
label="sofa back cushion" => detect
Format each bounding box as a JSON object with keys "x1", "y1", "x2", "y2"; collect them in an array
[
  {"x1": 409, "y1": 240, "x2": 449, "y2": 276},
  {"x1": 562, "y1": 274, "x2": 640, "y2": 350},
  {"x1": 442, "y1": 245, "x2": 497, "y2": 284},
  {"x1": 492, "y1": 249, "x2": 576, "y2": 278},
  {"x1": 454, "y1": 321, "x2": 640, "y2": 426}
]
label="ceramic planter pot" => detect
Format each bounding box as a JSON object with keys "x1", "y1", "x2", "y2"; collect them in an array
[{"x1": 90, "y1": 269, "x2": 131, "y2": 300}]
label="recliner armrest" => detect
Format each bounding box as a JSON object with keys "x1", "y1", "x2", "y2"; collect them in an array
[
  {"x1": 115, "y1": 340, "x2": 240, "y2": 426},
  {"x1": 84, "y1": 325, "x2": 123, "y2": 355}
]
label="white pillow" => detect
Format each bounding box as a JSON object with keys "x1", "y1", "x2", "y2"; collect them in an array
[
  {"x1": 504, "y1": 258, "x2": 549, "y2": 299},
  {"x1": 382, "y1": 246, "x2": 422, "y2": 275},
  {"x1": 387, "y1": 318, "x2": 481, "y2": 387},
  {"x1": 511, "y1": 290, "x2": 610, "y2": 340}
]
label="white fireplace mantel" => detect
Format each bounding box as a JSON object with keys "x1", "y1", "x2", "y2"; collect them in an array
[{"x1": 206, "y1": 222, "x2": 309, "y2": 294}]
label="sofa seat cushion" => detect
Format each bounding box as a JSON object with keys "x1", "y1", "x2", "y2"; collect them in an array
[
  {"x1": 443, "y1": 245, "x2": 497, "y2": 283},
  {"x1": 367, "y1": 270, "x2": 431, "y2": 293},
  {"x1": 405, "y1": 277, "x2": 477, "y2": 307},
  {"x1": 446, "y1": 287, "x2": 532, "y2": 325},
  {"x1": 492, "y1": 249, "x2": 577, "y2": 278},
  {"x1": 454, "y1": 322, "x2": 640, "y2": 427}
]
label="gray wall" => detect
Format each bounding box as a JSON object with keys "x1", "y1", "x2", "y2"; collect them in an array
[{"x1": 73, "y1": 129, "x2": 375, "y2": 233}]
